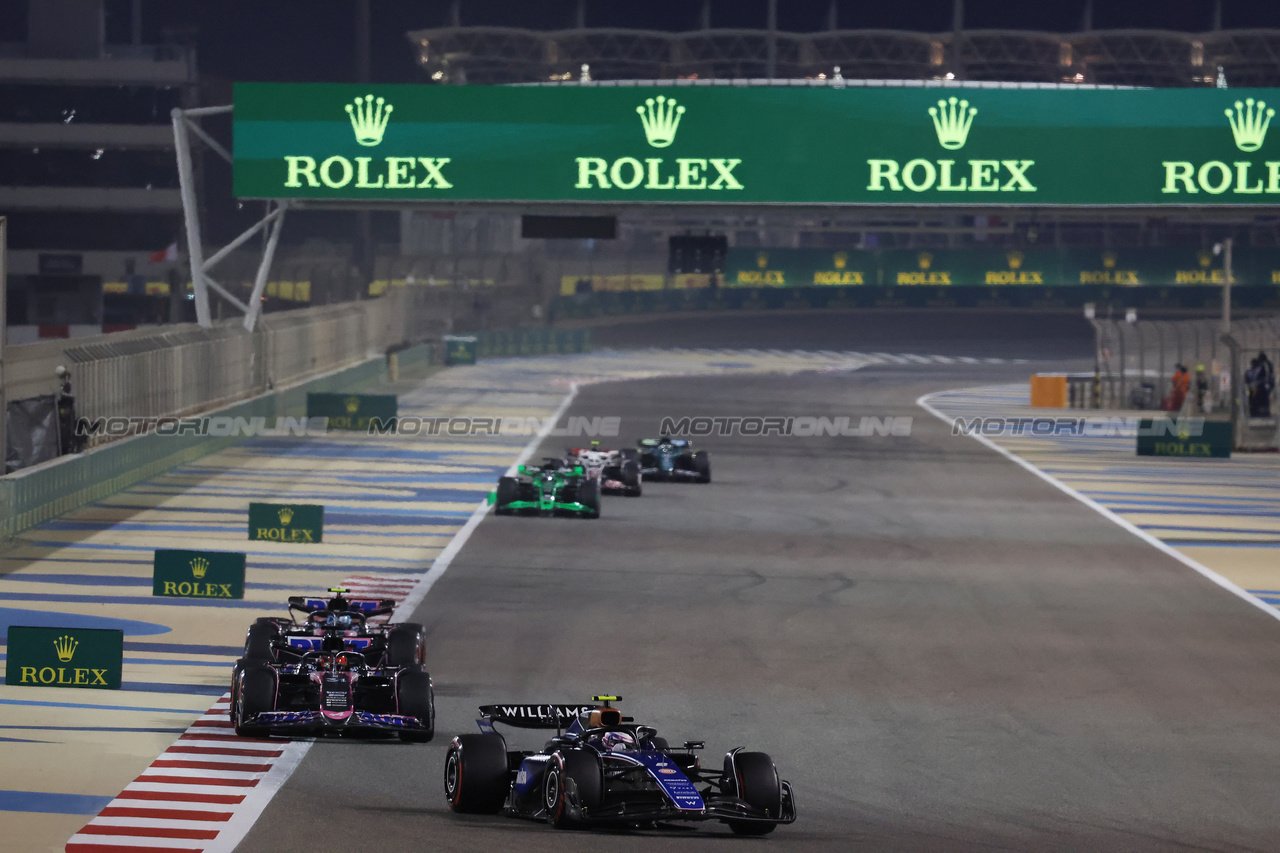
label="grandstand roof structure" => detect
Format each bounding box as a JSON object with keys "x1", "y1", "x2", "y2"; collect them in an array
[{"x1": 405, "y1": 26, "x2": 1280, "y2": 88}]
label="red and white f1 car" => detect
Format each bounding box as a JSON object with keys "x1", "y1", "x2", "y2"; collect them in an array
[{"x1": 564, "y1": 442, "x2": 642, "y2": 497}]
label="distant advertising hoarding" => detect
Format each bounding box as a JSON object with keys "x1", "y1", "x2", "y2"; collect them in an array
[
  {"x1": 562, "y1": 246, "x2": 1280, "y2": 291},
  {"x1": 235, "y1": 82, "x2": 1280, "y2": 206}
]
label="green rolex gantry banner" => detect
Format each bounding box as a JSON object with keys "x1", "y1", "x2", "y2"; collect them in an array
[{"x1": 235, "y1": 82, "x2": 1280, "y2": 206}]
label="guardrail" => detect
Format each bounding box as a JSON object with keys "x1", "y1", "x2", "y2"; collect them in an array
[
  {"x1": 0, "y1": 348, "x2": 420, "y2": 539},
  {"x1": 0, "y1": 323, "x2": 594, "y2": 538},
  {"x1": 5, "y1": 288, "x2": 454, "y2": 452}
]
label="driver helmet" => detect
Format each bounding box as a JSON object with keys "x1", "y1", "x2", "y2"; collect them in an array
[
  {"x1": 600, "y1": 731, "x2": 636, "y2": 753},
  {"x1": 324, "y1": 612, "x2": 353, "y2": 630}
]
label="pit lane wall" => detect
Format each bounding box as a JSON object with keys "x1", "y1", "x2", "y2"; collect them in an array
[
  {"x1": 0, "y1": 349, "x2": 411, "y2": 540},
  {"x1": 0, "y1": 324, "x2": 577, "y2": 541},
  {"x1": 471, "y1": 327, "x2": 592, "y2": 358}
]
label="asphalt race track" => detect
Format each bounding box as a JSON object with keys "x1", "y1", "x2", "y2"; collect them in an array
[{"x1": 234, "y1": 347, "x2": 1280, "y2": 852}]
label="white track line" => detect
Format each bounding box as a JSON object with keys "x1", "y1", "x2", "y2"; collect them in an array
[
  {"x1": 916, "y1": 388, "x2": 1280, "y2": 624},
  {"x1": 197, "y1": 382, "x2": 583, "y2": 853}
]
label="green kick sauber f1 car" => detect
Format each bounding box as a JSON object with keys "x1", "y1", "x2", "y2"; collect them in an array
[{"x1": 488, "y1": 459, "x2": 601, "y2": 519}]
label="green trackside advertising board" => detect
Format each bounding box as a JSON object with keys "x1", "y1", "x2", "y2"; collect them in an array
[
  {"x1": 726, "y1": 249, "x2": 876, "y2": 287},
  {"x1": 714, "y1": 246, "x2": 1280, "y2": 288},
  {"x1": 153, "y1": 549, "x2": 247, "y2": 599},
  {"x1": 443, "y1": 335, "x2": 478, "y2": 365},
  {"x1": 249, "y1": 502, "x2": 324, "y2": 543},
  {"x1": 306, "y1": 392, "x2": 397, "y2": 430},
  {"x1": 5, "y1": 626, "x2": 124, "y2": 689},
  {"x1": 235, "y1": 82, "x2": 1280, "y2": 206},
  {"x1": 1136, "y1": 418, "x2": 1233, "y2": 458}
]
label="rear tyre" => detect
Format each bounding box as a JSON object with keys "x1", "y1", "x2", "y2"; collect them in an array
[
  {"x1": 577, "y1": 479, "x2": 600, "y2": 519},
  {"x1": 243, "y1": 621, "x2": 279, "y2": 662},
  {"x1": 724, "y1": 751, "x2": 780, "y2": 836},
  {"x1": 692, "y1": 451, "x2": 711, "y2": 484},
  {"x1": 494, "y1": 476, "x2": 519, "y2": 515},
  {"x1": 444, "y1": 733, "x2": 509, "y2": 813},
  {"x1": 232, "y1": 662, "x2": 276, "y2": 738},
  {"x1": 622, "y1": 460, "x2": 642, "y2": 497},
  {"x1": 396, "y1": 665, "x2": 435, "y2": 742},
  {"x1": 386, "y1": 624, "x2": 425, "y2": 667},
  {"x1": 545, "y1": 750, "x2": 602, "y2": 828}
]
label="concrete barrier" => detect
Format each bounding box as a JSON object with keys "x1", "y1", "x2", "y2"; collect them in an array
[{"x1": 0, "y1": 343, "x2": 429, "y2": 540}]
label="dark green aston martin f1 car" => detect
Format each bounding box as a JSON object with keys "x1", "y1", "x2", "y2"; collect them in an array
[{"x1": 488, "y1": 459, "x2": 601, "y2": 519}]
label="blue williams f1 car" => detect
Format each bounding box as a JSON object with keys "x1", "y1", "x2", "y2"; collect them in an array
[{"x1": 443, "y1": 696, "x2": 795, "y2": 835}]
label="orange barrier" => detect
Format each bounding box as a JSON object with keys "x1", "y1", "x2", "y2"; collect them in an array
[{"x1": 1030, "y1": 373, "x2": 1068, "y2": 408}]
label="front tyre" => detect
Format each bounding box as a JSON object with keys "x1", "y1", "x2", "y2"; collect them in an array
[
  {"x1": 231, "y1": 661, "x2": 276, "y2": 738},
  {"x1": 544, "y1": 750, "x2": 602, "y2": 828},
  {"x1": 577, "y1": 479, "x2": 600, "y2": 519},
  {"x1": 396, "y1": 665, "x2": 435, "y2": 742},
  {"x1": 692, "y1": 451, "x2": 711, "y2": 484},
  {"x1": 622, "y1": 459, "x2": 642, "y2": 497},
  {"x1": 385, "y1": 624, "x2": 426, "y2": 667},
  {"x1": 444, "y1": 734, "x2": 509, "y2": 813},
  {"x1": 724, "y1": 751, "x2": 780, "y2": 835},
  {"x1": 494, "y1": 476, "x2": 519, "y2": 515},
  {"x1": 243, "y1": 620, "x2": 279, "y2": 662}
]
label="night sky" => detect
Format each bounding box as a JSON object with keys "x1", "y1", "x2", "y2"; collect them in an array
[{"x1": 4, "y1": 1, "x2": 1280, "y2": 85}]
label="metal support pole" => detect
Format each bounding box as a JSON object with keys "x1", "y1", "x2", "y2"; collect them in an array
[
  {"x1": 1222, "y1": 236, "x2": 1233, "y2": 335},
  {"x1": 952, "y1": 0, "x2": 965, "y2": 79},
  {"x1": 1, "y1": 216, "x2": 7, "y2": 472},
  {"x1": 243, "y1": 203, "x2": 287, "y2": 332},
  {"x1": 766, "y1": 0, "x2": 777, "y2": 79},
  {"x1": 173, "y1": 108, "x2": 212, "y2": 327}
]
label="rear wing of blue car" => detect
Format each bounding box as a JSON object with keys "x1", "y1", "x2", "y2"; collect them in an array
[
  {"x1": 477, "y1": 697, "x2": 632, "y2": 734},
  {"x1": 287, "y1": 596, "x2": 396, "y2": 617},
  {"x1": 477, "y1": 704, "x2": 597, "y2": 731}
]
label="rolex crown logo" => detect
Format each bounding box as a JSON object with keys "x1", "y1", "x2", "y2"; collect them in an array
[
  {"x1": 190, "y1": 557, "x2": 209, "y2": 580},
  {"x1": 1102, "y1": 251, "x2": 1117, "y2": 269},
  {"x1": 756, "y1": 251, "x2": 769, "y2": 268},
  {"x1": 344, "y1": 396, "x2": 361, "y2": 414},
  {"x1": 54, "y1": 635, "x2": 78, "y2": 662},
  {"x1": 929, "y1": 97, "x2": 977, "y2": 150},
  {"x1": 278, "y1": 507, "x2": 294, "y2": 525},
  {"x1": 917, "y1": 251, "x2": 933, "y2": 270},
  {"x1": 1225, "y1": 98, "x2": 1273, "y2": 152},
  {"x1": 345, "y1": 94, "x2": 393, "y2": 147},
  {"x1": 834, "y1": 251, "x2": 848, "y2": 269},
  {"x1": 1006, "y1": 251, "x2": 1024, "y2": 270},
  {"x1": 636, "y1": 95, "x2": 685, "y2": 148},
  {"x1": 1197, "y1": 250, "x2": 1212, "y2": 268}
]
